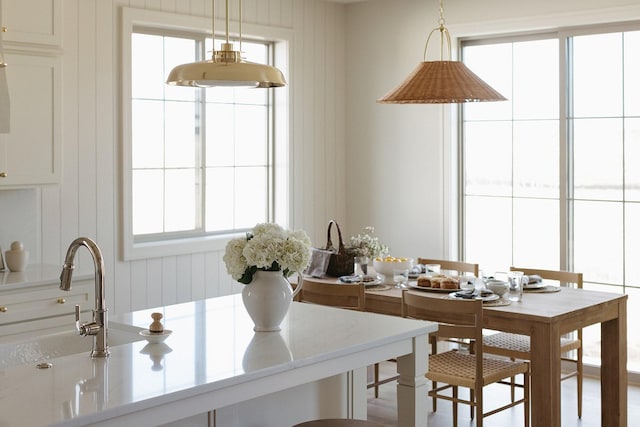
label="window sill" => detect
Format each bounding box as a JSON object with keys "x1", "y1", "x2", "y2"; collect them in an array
[{"x1": 122, "y1": 233, "x2": 242, "y2": 261}]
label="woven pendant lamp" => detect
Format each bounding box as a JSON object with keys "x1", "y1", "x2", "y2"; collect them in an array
[
  {"x1": 378, "y1": 1, "x2": 505, "y2": 104},
  {"x1": 166, "y1": 0, "x2": 286, "y2": 88}
]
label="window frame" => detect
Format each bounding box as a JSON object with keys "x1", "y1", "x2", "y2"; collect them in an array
[{"x1": 120, "y1": 7, "x2": 292, "y2": 261}]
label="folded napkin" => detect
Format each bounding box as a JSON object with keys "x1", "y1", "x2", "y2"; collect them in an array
[
  {"x1": 525, "y1": 274, "x2": 543, "y2": 284},
  {"x1": 454, "y1": 289, "x2": 495, "y2": 299}
]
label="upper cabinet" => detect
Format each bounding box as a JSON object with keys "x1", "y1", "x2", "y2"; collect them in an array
[
  {"x1": 0, "y1": 52, "x2": 61, "y2": 185},
  {"x1": 1, "y1": 0, "x2": 62, "y2": 48},
  {"x1": 0, "y1": 0, "x2": 62, "y2": 186}
]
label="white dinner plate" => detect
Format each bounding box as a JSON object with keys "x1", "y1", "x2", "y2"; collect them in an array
[
  {"x1": 338, "y1": 275, "x2": 382, "y2": 286},
  {"x1": 448, "y1": 291, "x2": 500, "y2": 302}
]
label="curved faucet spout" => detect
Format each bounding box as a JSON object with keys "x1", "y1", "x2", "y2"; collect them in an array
[{"x1": 60, "y1": 237, "x2": 109, "y2": 358}]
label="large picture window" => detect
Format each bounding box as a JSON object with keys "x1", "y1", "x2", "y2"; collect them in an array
[
  {"x1": 461, "y1": 25, "x2": 640, "y2": 373},
  {"x1": 121, "y1": 8, "x2": 290, "y2": 260},
  {"x1": 131, "y1": 32, "x2": 273, "y2": 238}
]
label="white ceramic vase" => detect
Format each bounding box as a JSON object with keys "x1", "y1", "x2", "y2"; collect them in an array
[{"x1": 241, "y1": 270, "x2": 301, "y2": 332}]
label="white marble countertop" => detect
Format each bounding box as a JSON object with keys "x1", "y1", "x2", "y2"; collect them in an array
[{"x1": 0, "y1": 294, "x2": 436, "y2": 427}]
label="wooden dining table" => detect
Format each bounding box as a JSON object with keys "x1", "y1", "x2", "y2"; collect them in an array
[{"x1": 301, "y1": 276, "x2": 628, "y2": 427}]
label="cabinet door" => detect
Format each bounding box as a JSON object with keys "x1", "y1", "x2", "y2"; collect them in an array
[
  {"x1": 0, "y1": 52, "x2": 61, "y2": 185},
  {"x1": 0, "y1": 0, "x2": 62, "y2": 47}
]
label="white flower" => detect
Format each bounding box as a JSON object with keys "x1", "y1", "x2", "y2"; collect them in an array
[
  {"x1": 346, "y1": 226, "x2": 389, "y2": 259},
  {"x1": 224, "y1": 223, "x2": 312, "y2": 284}
]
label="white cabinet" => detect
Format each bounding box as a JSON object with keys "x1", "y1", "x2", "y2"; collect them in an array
[
  {"x1": 0, "y1": 0, "x2": 62, "y2": 186},
  {"x1": 1, "y1": 0, "x2": 62, "y2": 47},
  {"x1": 0, "y1": 52, "x2": 61, "y2": 185},
  {"x1": 0, "y1": 265, "x2": 94, "y2": 335}
]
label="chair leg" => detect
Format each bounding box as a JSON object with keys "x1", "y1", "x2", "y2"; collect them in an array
[
  {"x1": 475, "y1": 386, "x2": 483, "y2": 427},
  {"x1": 470, "y1": 389, "x2": 474, "y2": 419},
  {"x1": 522, "y1": 374, "x2": 531, "y2": 427},
  {"x1": 452, "y1": 386, "x2": 458, "y2": 427},
  {"x1": 374, "y1": 363, "x2": 379, "y2": 398},
  {"x1": 577, "y1": 347, "x2": 583, "y2": 418},
  {"x1": 510, "y1": 357, "x2": 516, "y2": 402},
  {"x1": 430, "y1": 337, "x2": 438, "y2": 412}
]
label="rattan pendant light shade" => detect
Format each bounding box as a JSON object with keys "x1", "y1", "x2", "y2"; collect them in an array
[
  {"x1": 377, "y1": 60, "x2": 506, "y2": 103},
  {"x1": 377, "y1": 0, "x2": 505, "y2": 104}
]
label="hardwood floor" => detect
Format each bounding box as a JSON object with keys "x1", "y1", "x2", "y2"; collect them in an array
[{"x1": 366, "y1": 361, "x2": 640, "y2": 426}]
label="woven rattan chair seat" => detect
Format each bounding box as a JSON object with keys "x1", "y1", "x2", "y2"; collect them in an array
[
  {"x1": 427, "y1": 350, "x2": 529, "y2": 389},
  {"x1": 484, "y1": 332, "x2": 581, "y2": 358}
]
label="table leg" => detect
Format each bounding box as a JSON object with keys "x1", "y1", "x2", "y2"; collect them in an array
[
  {"x1": 529, "y1": 323, "x2": 562, "y2": 427},
  {"x1": 396, "y1": 334, "x2": 428, "y2": 427},
  {"x1": 601, "y1": 300, "x2": 627, "y2": 427}
]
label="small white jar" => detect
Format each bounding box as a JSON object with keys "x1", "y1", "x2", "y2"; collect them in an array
[{"x1": 5, "y1": 241, "x2": 29, "y2": 272}]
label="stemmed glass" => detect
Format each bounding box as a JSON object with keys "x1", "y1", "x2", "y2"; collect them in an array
[{"x1": 393, "y1": 269, "x2": 409, "y2": 289}]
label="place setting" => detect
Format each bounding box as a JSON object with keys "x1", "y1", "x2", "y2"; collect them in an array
[
  {"x1": 337, "y1": 256, "x2": 390, "y2": 290},
  {"x1": 521, "y1": 274, "x2": 562, "y2": 293}
]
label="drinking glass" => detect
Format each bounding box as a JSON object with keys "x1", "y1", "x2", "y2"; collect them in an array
[
  {"x1": 393, "y1": 269, "x2": 409, "y2": 289},
  {"x1": 354, "y1": 256, "x2": 369, "y2": 278},
  {"x1": 424, "y1": 264, "x2": 441, "y2": 277},
  {"x1": 508, "y1": 271, "x2": 524, "y2": 302}
]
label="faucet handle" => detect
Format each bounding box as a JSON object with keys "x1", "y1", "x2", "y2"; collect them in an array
[{"x1": 75, "y1": 304, "x2": 84, "y2": 334}]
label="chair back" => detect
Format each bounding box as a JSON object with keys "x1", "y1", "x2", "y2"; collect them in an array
[
  {"x1": 299, "y1": 279, "x2": 366, "y2": 311},
  {"x1": 510, "y1": 266, "x2": 582, "y2": 289},
  {"x1": 416, "y1": 258, "x2": 480, "y2": 277},
  {"x1": 401, "y1": 290, "x2": 483, "y2": 355}
]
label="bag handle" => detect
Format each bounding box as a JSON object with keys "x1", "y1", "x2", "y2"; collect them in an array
[{"x1": 325, "y1": 219, "x2": 346, "y2": 253}]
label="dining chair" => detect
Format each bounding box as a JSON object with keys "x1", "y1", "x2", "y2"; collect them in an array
[
  {"x1": 298, "y1": 278, "x2": 366, "y2": 310},
  {"x1": 416, "y1": 257, "x2": 481, "y2": 408},
  {"x1": 416, "y1": 258, "x2": 480, "y2": 277},
  {"x1": 483, "y1": 267, "x2": 584, "y2": 418},
  {"x1": 297, "y1": 278, "x2": 396, "y2": 397},
  {"x1": 401, "y1": 289, "x2": 530, "y2": 427}
]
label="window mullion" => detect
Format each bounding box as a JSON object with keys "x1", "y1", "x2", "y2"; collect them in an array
[{"x1": 560, "y1": 32, "x2": 572, "y2": 272}]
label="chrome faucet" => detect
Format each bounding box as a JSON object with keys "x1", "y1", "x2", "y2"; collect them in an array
[{"x1": 60, "y1": 237, "x2": 109, "y2": 358}]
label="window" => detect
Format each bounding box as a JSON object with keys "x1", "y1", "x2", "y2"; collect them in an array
[
  {"x1": 121, "y1": 8, "x2": 290, "y2": 260},
  {"x1": 132, "y1": 32, "x2": 273, "y2": 238},
  {"x1": 460, "y1": 24, "x2": 640, "y2": 372}
]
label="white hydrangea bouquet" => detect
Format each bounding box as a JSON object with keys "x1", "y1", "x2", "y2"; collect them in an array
[
  {"x1": 346, "y1": 226, "x2": 389, "y2": 259},
  {"x1": 224, "y1": 223, "x2": 312, "y2": 285}
]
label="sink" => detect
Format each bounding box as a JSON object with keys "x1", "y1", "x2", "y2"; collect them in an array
[{"x1": 0, "y1": 323, "x2": 145, "y2": 369}]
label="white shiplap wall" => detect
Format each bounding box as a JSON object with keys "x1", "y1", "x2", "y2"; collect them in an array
[{"x1": 26, "y1": 0, "x2": 347, "y2": 315}]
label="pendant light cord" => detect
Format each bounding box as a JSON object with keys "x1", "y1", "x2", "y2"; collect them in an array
[
  {"x1": 211, "y1": 0, "x2": 215, "y2": 53},
  {"x1": 239, "y1": 0, "x2": 243, "y2": 56},
  {"x1": 225, "y1": 0, "x2": 230, "y2": 45}
]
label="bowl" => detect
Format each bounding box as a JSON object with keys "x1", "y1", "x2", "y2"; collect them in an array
[
  {"x1": 486, "y1": 280, "x2": 509, "y2": 297},
  {"x1": 373, "y1": 257, "x2": 414, "y2": 285}
]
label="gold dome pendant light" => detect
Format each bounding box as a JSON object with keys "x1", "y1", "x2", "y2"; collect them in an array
[
  {"x1": 166, "y1": 0, "x2": 286, "y2": 88},
  {"x1": 377, "y1": 0, "x2": 505, "y2": 104}
]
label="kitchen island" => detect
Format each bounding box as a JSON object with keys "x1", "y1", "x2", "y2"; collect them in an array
[{"x1": 0, "y1": 294, "x2": 435, "y2": 427}]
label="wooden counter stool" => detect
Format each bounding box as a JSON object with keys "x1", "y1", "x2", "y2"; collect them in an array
[{"x1": 293, "y1": 419, "x2": 383, "y2": 427}]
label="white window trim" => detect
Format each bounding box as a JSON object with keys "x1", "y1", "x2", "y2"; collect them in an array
[{"x1": 120, "y1": 7, "x2": 292, "y2": 261}]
